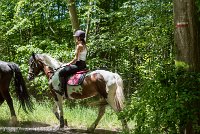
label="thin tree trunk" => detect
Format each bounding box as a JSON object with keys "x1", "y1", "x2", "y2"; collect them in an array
[
  {"x1": 85, "y1": 6, "x2": 91, "y2": 43},
  {"x1": 67, "y1": 0, "x2": 79, "y2": 32},
  {"x1": 85, "y1": 1, "x2": 93, "y2": 43}
]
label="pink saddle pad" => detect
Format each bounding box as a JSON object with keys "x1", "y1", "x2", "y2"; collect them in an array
[{"x1": 67, "y1": 70, "x2": 88, "y2": 85}]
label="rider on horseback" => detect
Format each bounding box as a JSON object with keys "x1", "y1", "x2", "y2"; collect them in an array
[{"x1": 59, "y1": 30, "x2": 87, "y2": 97}]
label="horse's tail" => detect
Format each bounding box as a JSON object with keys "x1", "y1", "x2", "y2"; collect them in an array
[
  {"x1": 94, "y1": 70, "x2": 125, "y2": 111},
  {"x1": 113, "y1": 73, "x2": 125, "y2": 111},
  {"x1": 8, "y1": 63, "x2": 33, "y2": 113}
]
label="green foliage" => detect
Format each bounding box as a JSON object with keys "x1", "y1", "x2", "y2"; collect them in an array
[
  {"x1": 86, "y1": 0, "x2": 174, "y2": 100},
  {"x1": 0, "y1": 0, "x2": 74, "y2": 99},
  {"x1": 196, "y1": 0, "x2": 200, "y2": 14},
  {"x1": 0, "y1": 100, "x2": 129, "y2": 131},
  {"x1": 3, "y1": 0, "x2": 200, "y2": 133},
  {"x1": 121, "y1": 63, "x2": 200, "y2": 133},
  {"x1": 175, "y1": 60, "x2": 189, "y2": 69}
]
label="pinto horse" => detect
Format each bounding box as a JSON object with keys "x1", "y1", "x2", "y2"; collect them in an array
[
  {"x1": 0, "y1": 60, "x2": 33, "y2": 125},
  {"x1": 28, "y1": 53, "x2": 128, "y2": 132}
]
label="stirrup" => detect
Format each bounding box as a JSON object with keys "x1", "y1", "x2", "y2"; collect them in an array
[{"x1": 63, "y1": 92, "x2": 68, "y2": 99}]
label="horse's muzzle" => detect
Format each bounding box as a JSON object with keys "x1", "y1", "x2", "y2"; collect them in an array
[{"x1": 27, "y1": 73, "x2": 34, "y2": 81}]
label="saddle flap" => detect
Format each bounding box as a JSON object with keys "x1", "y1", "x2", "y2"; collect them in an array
[{"x1": 67, "y1": 70, "x2": 88, "y2": 85}]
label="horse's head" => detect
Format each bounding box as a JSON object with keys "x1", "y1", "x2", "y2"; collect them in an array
[{"x1": 28, "y1": 53, "x2": 44, "y2": 80}]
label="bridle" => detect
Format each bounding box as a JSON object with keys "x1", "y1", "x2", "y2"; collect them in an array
[
  {"x1": 28, "y1": 58, "x2": 55, "y2": 80},
  {"x1": 28, "y1": 60, "x2": 39, "y2": 80}
]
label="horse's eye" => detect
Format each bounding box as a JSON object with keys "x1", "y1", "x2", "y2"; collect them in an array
[{"x1": 30, "y1": 61, "x2": 35, "y2": 68}]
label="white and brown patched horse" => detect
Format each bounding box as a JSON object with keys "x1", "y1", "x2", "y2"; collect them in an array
[{"x1": 28, "y1": 53, "x2": 128, "y2": 132}]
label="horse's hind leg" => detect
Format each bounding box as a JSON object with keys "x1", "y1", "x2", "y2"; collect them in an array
[
  {"x1": 2, "y1": 88, "x2": 17, "y2": 126},
  {"x1": 121, "y1": 119, "x2": 129, "y2": 130},
  {"x1": 87, "y1": 99, "x2": 107, "y2": 132},
  {"x1": 53, "y1": 102, "x2": 59, "y2": 120},
  {"x1": 0, "y1": 81, "x2": 17, "y2": 126},
  {"x1": 0, "y1": 93, "x2": 5, "y2": 106}
]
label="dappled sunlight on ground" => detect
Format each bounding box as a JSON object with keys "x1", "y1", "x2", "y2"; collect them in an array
[{"x1": 0, "y1": 120, "x2": 120, "y2": 133}]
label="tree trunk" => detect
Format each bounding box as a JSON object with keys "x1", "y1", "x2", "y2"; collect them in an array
[
  {"x1": 85, "y1": 1, "x2": 92, "y2": 43},
  {"x1": 173, "y1": 0, "x2": 200, "y2": 133},
  {"x1": 173, "y1": 0, "x2": 200, "y2": 72},
  {"x1": 67, "y1": 0, "x2": 79, "y2": 32}
]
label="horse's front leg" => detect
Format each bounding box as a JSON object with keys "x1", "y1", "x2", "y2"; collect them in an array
[
  {"x1": 56, "y1": 93, "x2": 65, "y2": 128},
  {"x1": 53, "y1": 93, "x2": 65, "y2": 128},
  {"x1": 50, "y1": 86, "x2": 67, "y2": 128},
  {"x1": 52, "y1": 96, "x2": 68, "y2": 127},
  {"x1": 50, "y1": 87, "x2": 60, "y2": 119}
]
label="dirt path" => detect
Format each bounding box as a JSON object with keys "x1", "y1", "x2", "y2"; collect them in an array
[
  {"x1": 0, "y1": 121, "x2": 119, "y2": 134},
  {"x1": 0, "y1": 127, "x2": 118, "y2": 134}
]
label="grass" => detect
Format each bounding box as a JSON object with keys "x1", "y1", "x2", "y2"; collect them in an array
[
  {"x1": 65, "y1": 105, "x2": 121, "y2": 130},
  {"x1": 0, "y1": 99, "x2": 133, "y2": 132}
]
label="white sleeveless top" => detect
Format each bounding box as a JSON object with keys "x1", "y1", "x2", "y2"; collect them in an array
[{"x1": 77, "y1": 47, "x2": 87, "y2": 61}]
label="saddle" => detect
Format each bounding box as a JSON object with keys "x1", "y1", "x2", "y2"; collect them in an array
[{"x1": 66, "y1": 70, "x2": 89, "y2": 86}]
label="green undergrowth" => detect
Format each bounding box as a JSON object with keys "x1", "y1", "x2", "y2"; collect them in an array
[{"x1": 0, "y1": 99, "x2": 133, "y2": 132}]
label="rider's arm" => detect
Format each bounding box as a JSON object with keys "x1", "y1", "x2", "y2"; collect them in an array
[{"x1": 68, "y1": 44, "x2": 83, "y2": 65}]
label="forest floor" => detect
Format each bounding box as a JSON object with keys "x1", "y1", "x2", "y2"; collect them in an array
[{"x1": 0, "y1": 120, "x2": 119, "y2": 134}]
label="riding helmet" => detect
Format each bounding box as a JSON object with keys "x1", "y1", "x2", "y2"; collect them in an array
[{"x1": 73, "y1": 30, "x2": 85, "y2": 38}]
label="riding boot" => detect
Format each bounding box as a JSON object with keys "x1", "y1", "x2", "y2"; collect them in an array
[{"x1": 59, "y1": 77, "x2": 67, "y2": 97}]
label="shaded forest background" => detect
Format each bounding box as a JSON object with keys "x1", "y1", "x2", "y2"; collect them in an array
[{"x1": 1, "y1": 0, "x2": 200, "y2": 133}]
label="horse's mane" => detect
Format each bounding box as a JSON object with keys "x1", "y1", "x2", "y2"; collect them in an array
[{"x1": 38, "y1": 54, "x2": 62, "y2": 69}]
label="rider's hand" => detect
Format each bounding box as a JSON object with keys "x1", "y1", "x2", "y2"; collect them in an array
[
  {"x1": 61, "y1": 63, "x2": 70, "y2": 67},
  {"x1": 66, "y1": 63, "x2": 71, "y2": 66}
]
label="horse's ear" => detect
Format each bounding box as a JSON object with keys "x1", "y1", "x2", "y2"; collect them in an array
[{"x1": 32, "y1": 52, "x2": 36, "y2": 61}]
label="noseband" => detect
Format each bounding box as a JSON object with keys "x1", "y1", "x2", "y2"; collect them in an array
[
  {"x1": 28, "y1": 60, "x2": 38, "y2": 79},
  {"x1": 29, "y1": 59, "x2": 54, "y2": 79},
  {"x1": 29, "y1": 59, "x2": 45, "y2": 78}
]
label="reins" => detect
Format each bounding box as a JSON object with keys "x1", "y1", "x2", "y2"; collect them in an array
[
  {"x1": 30, "y1": 55, "x2": 64, "y2": 80},
  {"x1": 37, "y1": 59, "x2": 63, "y2": 80}
]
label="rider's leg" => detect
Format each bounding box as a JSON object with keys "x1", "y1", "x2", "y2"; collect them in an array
[
  {"x1": 59, "y1": 65, "x2": 79, "y2": 97},
  {"x1": 59, "y1": 67, "x2": 69, "y2": 96}
]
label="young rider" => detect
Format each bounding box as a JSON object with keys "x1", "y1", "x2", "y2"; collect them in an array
[{"x1": 59, "y1": 30, "x2": 87, "y2": 96}]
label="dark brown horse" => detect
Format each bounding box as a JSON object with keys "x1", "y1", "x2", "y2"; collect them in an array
[
  {"x1": 28, "y1": 53, "x2": 128, "y2": 132},
  {"x1": 0, "y1": 60, "x2": 33, "y2": 126}
]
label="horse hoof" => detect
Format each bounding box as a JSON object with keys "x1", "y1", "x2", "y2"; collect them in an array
[
  {"x1": 60, "y1": 124, "x2": 64, "y2": 128},
  {"x1": 64, "y1": 120, "x2": 68, "y2": 127},
  {"x1": 60, "y1": 116, "x2": 65, "y2": 128},
  {"x1": 9, "y1": 116, "x2": 18, "y2": 126},
  {"x1": 87, "y1": 127, "x2": 95, "y2": 133},
  {"x1": 59, "y1": 127, "x2": 65, "y2": 130}
]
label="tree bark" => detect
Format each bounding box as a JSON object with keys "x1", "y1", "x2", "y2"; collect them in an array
[
  {"x1": 85, "y1": 2, "x2": 92, "y2": 43},
  {"x1": 173, "y1": 0, "x2": 200, "y2": 133},
  {"x1": 174, "y1": 0, "x2": 200, "y2": 72},
  {"x1": 67, "y1": 0, "x2": 79, "y2": 32}
]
